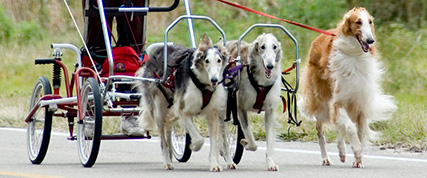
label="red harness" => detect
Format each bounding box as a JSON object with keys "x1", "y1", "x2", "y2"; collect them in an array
[{"x1": 247, "y1": 67, "x2": 274, "y2": 113}]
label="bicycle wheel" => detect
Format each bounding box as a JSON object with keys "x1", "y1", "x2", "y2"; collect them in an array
[
  {"x1": 171, "y1": 120, "x2": 192, "y2": 162},
  {"x1": 225, "y1": 121, "x2": 244, "y2": 164},
  {"x1": 27, "y1": 76, "x2": 53, "y2": 164},
  {"x1": 77, "y1": 77, "x2": 102, "y2": 167}
]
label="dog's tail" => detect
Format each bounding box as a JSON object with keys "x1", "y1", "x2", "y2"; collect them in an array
[
  {"x1": 297, "y1": 94, "x2": 317, "y2": 121},
  {"x1": 363, "y1": 93, "x2": 397, "y2": 144}
]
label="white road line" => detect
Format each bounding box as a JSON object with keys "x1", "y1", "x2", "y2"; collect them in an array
[{"x1": 3, "y1": 127, "x2": 427, "y2": 163}]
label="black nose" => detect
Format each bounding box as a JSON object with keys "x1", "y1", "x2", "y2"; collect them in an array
[
  {"x1": 266, "y1": 64, "x2": 274, "y2": 70},
  {"x1": 211, "y1": 77, "x2": 218, "y2": 83},
  {"x1": 367, "y1": 38, "x2": 375, "y2": 44}
]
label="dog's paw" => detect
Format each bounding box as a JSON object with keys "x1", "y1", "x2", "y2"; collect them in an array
[
  {"x1": 240, "y1": 139, "x2": 257, "y2": 151},
  {"x1": 189, "y1": 139, "x2": 204, "y2": 151},
  {"x1": 267, "y1": 164, "x2": 279, "y2": 171},
  {"x1": 227, "y1": 163, "x2": 237, "y2": 170},
  {"x1": 210, "y1": 165, "x2": 223, "y2": 172},
  {"x1": 322, "y1": 159, "x2": 332, "y2": 166},
  {"x1": 340, "y1": 154, "x2": 346, "y2": 163},
  {"x1": 352, "y1": 161, "x2": 363, "y2": 168},
  {"x1": 164, "y1": 163, "x2": 174, "y2": 170}
]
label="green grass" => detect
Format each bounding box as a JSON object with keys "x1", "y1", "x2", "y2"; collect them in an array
[{"x1": 1, "y1": 1, "x2": 427, "y2": 150}]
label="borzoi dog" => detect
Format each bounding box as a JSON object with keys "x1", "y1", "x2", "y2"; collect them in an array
[
  {"x1": 136, "y1": 34, "x2": 235, "y2": 171},
  {"x1": 224, "y1": 33, "x2": 282, "y2": 171},
  {"x1": 298, "y1": 7, "x2": 397, "y2": 168}
]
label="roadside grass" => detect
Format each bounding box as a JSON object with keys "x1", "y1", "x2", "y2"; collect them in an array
[{"x1": 1, "y1": 0, "x2": 427, "y2": 150}]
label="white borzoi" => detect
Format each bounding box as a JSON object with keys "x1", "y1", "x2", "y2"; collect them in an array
[
  {"x1": 136, "y1": 34, "x2": 235, "y2": 171},
  {"x1": 224, "y1": 33, "x2": 282, "y2": 171},
  {"x1": 298, "y1": 7, "x2": 397, "y2": 168}
]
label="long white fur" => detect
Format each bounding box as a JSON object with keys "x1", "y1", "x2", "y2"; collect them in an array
[{"x1": 298, "y1": 8, "x2": 397, "y2": 168}]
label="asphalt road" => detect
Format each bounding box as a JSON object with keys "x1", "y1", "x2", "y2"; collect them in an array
[{"x1": 1, "y1": 127, "x2": 427, "y2": 178}]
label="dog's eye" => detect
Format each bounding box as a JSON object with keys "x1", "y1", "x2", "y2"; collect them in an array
[
  {"x1": 217, "y1": 59, "x2": 221, "y2": 63},
  {"x1": 273, "y1": 45, "x2": 277, "y2": 50},
  {"x1": 369, "y1": 20, "x2": 373, "y2": 24},
  {"x1": 356, "y1": 20, "x2": 362, "y2": 25},
  {"x1": 205, "y1": 59, "x2": 210, "y2": 64},
  {"x1": 261, "y1": 45, "x2": 265, "y2": 50}
]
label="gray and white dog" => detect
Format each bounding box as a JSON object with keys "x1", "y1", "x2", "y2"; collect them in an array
[{"x1": 136, "y1": 34, "x2": 235, "y2": 171}]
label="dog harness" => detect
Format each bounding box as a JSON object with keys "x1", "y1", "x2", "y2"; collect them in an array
[
  {"x1": 247, "y1": 66, "x2": 274, "y2": 113},
  {"x1": 189, "y1": 68, "x2": 214, "y2": 110},
  {"x1": 152, "y1": 50, "x2": 192, "y2": 108}
]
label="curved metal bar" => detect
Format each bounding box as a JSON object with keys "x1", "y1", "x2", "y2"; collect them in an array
[
  {"x1": 236, "y1": 23, "x2": 300, "y2": 92},
  {"x1": 163, "y1": 15, "x2": 227, "y2": 82},
  {"x1": 89, "y1": 0, "x2": 180, "y2": 13}
]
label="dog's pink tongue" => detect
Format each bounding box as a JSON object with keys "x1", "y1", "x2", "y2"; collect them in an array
[
  {"x1": 362, "y1": 42, "x2": 370, "y2": 53},
  {"x1": 265, "y1": 69, "x2": 272, "y2": 79}
]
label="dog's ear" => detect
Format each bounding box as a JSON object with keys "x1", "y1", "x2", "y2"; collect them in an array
[
  {"x1": 276, "y1": 42, "x2": 282, "y2": 62},
  {"x1": 199, "y1": 33, "x2": 213, "y2": 51},
  {"x1": 254, "y1": 41, "x2": 259, "y2": 53}
]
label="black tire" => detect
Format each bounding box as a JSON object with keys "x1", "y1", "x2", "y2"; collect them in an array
[
  {"x1": 171, "y1": 121, "x2": 192, "y2": 162},
  {"x1": 27, "y1": 76, "x2": 53, "y2": 164},
  {"x1": 77, "y1": 77, "x2": 102, "y2": 167},
  {"x1": 226, "y1": 121, "x2": 244, "y2": 164}
]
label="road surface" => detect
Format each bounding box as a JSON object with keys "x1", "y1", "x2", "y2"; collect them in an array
[{"x1": 1, "y1": 127, "x2": 426, "y2": 178}]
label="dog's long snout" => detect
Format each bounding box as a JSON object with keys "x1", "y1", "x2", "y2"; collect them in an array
[
  {"x1": 266, "y1": 63, "x2": 274, "y2": 70},
  {"x1": 367, "y1": 38, "x2": 375, "y2": 44}
]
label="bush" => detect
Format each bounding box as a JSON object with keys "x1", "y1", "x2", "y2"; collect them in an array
[{"x1": 0, "y1": 5, "x2": 13, "y2": 40}]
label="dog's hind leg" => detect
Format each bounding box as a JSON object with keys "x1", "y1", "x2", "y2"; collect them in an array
[
  {"x1": 238, "y1": 110, "x2": 257, "y2": 151},
  {"x1": 336, "y1": 121, "x2": 347, "y2": 163},
  {"x1": 315, "y1": 108, "x2": 331, "y2": 166},
  {"x1": 265, "y1": 109, "x2": 278, "y2": 171},
  {"x1": 154, "y1": 97, "x2": 174, "y2": 170},
  {"x1": 335, "y1": 107, "x2": 363, "y2": 168}
]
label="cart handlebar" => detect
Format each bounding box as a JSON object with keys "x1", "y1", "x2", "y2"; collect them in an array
[{"x1": 89, "y1": 0, "x2": 180, "y2": 13}]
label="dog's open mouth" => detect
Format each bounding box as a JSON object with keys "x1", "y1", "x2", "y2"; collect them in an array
[
  {"x1": 211, "y1": 82, "x2": 217, "y2": 88},
  {"x1": 265, "y1": 68, "x2": 272, "y2": 79},
  {"x1": 357, "y1": 35, "x2": 370, "y2": 53}
]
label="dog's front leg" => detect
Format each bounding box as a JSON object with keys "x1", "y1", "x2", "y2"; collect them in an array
[
  {"x1": 335, "y1": 107, "x2": 363, "y2": 168},
  {"x1": 179, "y1": 116, "x2": 204, "y2": 151},
  {"x1": 264, "y1": 109, "x2": 278, "y2": 171},
  {"x1": 220, "y1": 120, "x2": 237, "y2": 169},
  {"x1": 237, "y1": 109, "x2": 257, "y2": 151},
  {"x1": 206, "y1": 113, "x2": 223, "y2": 172}
]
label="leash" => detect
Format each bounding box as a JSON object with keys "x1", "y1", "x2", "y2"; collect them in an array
[{"x1": 216, "y1": 0, "x2": 335, "y2": 36}]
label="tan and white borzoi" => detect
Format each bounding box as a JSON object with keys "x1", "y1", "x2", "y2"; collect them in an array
[
  {"x1": 136, "y1": 34, "x2": 235, "y2": 171},
  {"x1": 298, "y1": 7, "x2": 397, "y2": 168},
  {"x1": 224, "y1": 33, "x2": 282, "y2": 171}
]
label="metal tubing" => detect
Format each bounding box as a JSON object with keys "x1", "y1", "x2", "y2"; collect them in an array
[
  {"x1": 107, "y1": 92, "x2": 141, "y2": 100},
  {"x1": 118, "y1": 7, "x2": 149, "y2": 13},
  {"x1": 184, "y1": 0, "x2": 197, "y2": 48},
  {"x1": 163, "y1": 15, "x2": 227, "y2": 82},
  {"x1": 39, "y1": 97, "x2": 77, "y2": 107},
  {"x1": 236, "y1": 23, "x2": 301, "y2": 92},
  {"x1": 107, "y1": 75, "x2": 160, "y2": 83},
  {"x1": 97, "y1": 0, "x2": 114, "y2": 79},
  {"x1": 51, "y1": 43, "x2": 82, "y2": 67}
]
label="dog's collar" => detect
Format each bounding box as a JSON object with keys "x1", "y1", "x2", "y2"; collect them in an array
[
  {"x1": 189, "y1": 67, "x2": 214, "y2": 110},
  {"x1": 247, "y1": 66, "x2": 274, "y2": 113}
]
